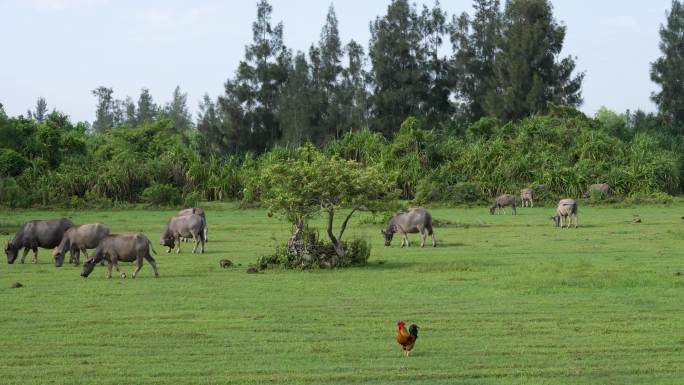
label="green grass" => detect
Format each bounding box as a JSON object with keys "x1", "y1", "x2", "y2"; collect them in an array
[{"x1": 1, "y1": 202, "x2": 684, "y2": 384}]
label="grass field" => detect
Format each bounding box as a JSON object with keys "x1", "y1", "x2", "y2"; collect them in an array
[{"x1": 1, "y1": 202, "x2": 684, "y2": 384}]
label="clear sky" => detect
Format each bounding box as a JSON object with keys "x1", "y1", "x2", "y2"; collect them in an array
[{"x1": 0, "y1": 0, "x2": 673, "y2": 123}]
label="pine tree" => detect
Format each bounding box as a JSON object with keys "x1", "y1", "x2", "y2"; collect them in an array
[
  {"x1": 136, "y1": 88, "x2": 157, "y2": 125},
  {"x1": 450, "y1": 0, "x2": 502, "y2": 120},
  {"x1": 651, "y1": 0, "x2": 684, "y2": 130},
  {"x1": 279, "y1": 53, "x2": 314, "y2": 146},
  {"x1": 369, "y1": 0, "x2": 429, "y2": 137},
  {"x1": 219, "y1": 0, "x2": 290, "y2": 153},
  {"x1": 124, "y1": 97, "x2": 136, "y2": 127},
  {"x1": 91, "y1": 86, "x2": 114, "y2": 133},
  {"x1": 419, "y1": 1, "x2": 452, "y2": 127},
  {"x1": 197, "y1": 94, "x2": 227, "y2": 157},
  {"x1": 319, "y1": 4, "x2": 344, "y2": 139},
  {"x1": 339, "y1": 40, "x2": 370, "y2": 133},
  {"x1": 166, "y1": 86, "x2": 193, "y2": 133},
  {"x1": 31, "y1": 97, "x2": 49, "y2": 123},
  {"x1": 485, "y1": 0, "x2": 583, "y2": 121}
]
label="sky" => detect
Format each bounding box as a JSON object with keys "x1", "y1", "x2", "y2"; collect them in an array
[{"x1": 0, "y1": 0, "x2": 674, "y2": 123}]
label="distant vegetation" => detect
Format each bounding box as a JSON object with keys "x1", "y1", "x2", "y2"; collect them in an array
[{"x1": 1, "y1": 0, "x2": 684, "y2": 208}]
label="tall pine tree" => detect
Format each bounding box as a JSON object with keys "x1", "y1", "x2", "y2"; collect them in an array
[
  {"x1": 279, "y1": 52, "x2": 314, "y2": 146},
  {"x1": 651, "y1": 0, "x2": 684, "y2": 131},
  {"x1": 369, "y1": 0, "x2": 429, "y2": 137},
  {"x1": 219, "y1": 0, "x2": 290, "y2": 153},
  {"x1": 485, "y1": 0, "x2": 583, "y2": 121},
  {"x1": 450, "y1": 0, "x2": 502, "y2": 120},
  {"x1": 91, "y1": 86, "x2": 114, "y2": 133}
]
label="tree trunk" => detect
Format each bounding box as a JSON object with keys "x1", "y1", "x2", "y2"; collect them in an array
[{"x1": 326, "y1": 209, "x2": 345, "y2": 258}]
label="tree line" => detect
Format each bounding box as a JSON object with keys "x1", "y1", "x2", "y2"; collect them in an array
[{"x1": 1, "y1": 0, "x2": 684, "y2": 208}]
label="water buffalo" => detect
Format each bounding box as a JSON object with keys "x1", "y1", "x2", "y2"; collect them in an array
[
  {"x1": 160, "y1": 214, "x2": 205, "y2": 254},
  {"x1": 53, "y1": 223, "x2": 110, "y2": 267},
  {"x1": 5, "y1": 219, "x2": 74, "y2": 264},
  {"x1": 80, "y1": 233, "x2": 159, "y2": 279},
  {"x1": 490, "y1": 194, "x2": 517, "y2": 215},
  {"x1": 553, "y1": 198, "x2": 579, "y2": 228},
  {"x1": 177, "y1": 207, "x2": 208, "y2": 242},
  {"x1": 520, "y1": 188, "x2": 534, "y2": 208},
  {"x1": 381, "y1": 208, "x2": 436, "y2": 248},
  {"x1": 584, "y1": 183, "x2": 613, "y2": 198}
]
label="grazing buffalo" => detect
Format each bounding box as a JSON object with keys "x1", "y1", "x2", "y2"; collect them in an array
[
  {"x1": 584, "y1": 183, "x2": 613, "y2": 198},
  {"x1": 490, "y1": 194, "x2": 517, "y2": 215},
  {"x1": 53, "y1": 223, "x2": 110, "y2": 267},
  {"x1": 160, "y1": 214, "x2": 205, "y2": 254},
  {"x1": 382, "y1": 208, "x2": 436, "y2": 248},
  {"x1": 80, "y1": 233, "x2": 159, "y2": 279},
  {"x1": 553, "y1": 199, "x2": 579, "y2": 228},
  {"x1": 5, "y1": 219, "x2": 74, "y2": 264},
  {"x1": 177, "y1": 207, "x2": 208, "y2": 242},
  {"x1": 520, "y1": 188, "x2": 534, "y2": 208}
]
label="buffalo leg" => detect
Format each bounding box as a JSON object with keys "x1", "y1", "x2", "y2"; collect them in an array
[
  {"x1": 431, "y1": 232, "x2": 437, "y2": 247},
  {"x1": 132, "y1": 256, "x2": 144, "y2": 278},
  {"x1": 143, "y1": 254, "x2": 159, "y2": 278},
  {"x1": 419, "y1": 227, "x2": 426, "y2": 248},
  {"x1": 110, "y1": 256, "x2": 125, "y2": 278},
  {"x1": 20, "y1": 247, "x2": 30, "y2": 263},
  {"x1": 191, "y1": 233, "x2": 198, "y2": 254},
  {"x1": 32, "y1": 247, "x2": 38, "y2": 263},
  {"x1": 176, "y1": 236, "x2": 182, "y2": 254}
]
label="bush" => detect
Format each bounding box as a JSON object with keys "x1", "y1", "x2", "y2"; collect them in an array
[
  {"x1": 141, "y1": 184, "x2": 182, "y2": 206},
  {"x1": 415, "y1": 179, "x2": 484, "y2": 204},
  {"x1": 0, "y1": 177, "x2": 29, "y2": 208},
  {"x1": 256, "y1": 228, "x2": 371, "y2": 270},
  {"x1": 0, "y1": 149, "x2": 29, "y2": 177}
]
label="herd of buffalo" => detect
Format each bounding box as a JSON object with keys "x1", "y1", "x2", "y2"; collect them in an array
[
  {"x1": 4, "y1": 184, "x2": 611, "y2": 278},
  {"x1": 4, "y1": 208, "x2": 207, "y2": 279}
]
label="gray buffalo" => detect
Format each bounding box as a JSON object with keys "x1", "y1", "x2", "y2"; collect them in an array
[
  {"x1": 160, "y1": 214, "x2": 205, "y2": 254},
  {"x1": 53, "y1": 223, "x2": 110, "y2": 267},
  {"x1": 81, "y1": 233, "x2": 159, "y2": 279},
  {"x1": 177, "y1": 207, "x2": 208, "y2": 242},
  {"x1": 490, "y1": 194, "x2": 517, "y2": 215},
  {"x1": 520, "y1": 188, "x2": 534, "y2": 208},
  {"x1": 553, "y1": 198, "x2": 579, "y2": 228},
  {"x1": 5, "y1": 219, "x2": 74, "y2": 264},
  {"x1": 584, "y1": 183, "x2": 613, "y2": 198},
  {"x1": 382, "y1": 208, "x2": 436, "y2": 248}
]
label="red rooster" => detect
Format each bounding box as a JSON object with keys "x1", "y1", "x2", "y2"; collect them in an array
[{"x1": 396, "y1": 320, "x2": 419, "y2": 357}]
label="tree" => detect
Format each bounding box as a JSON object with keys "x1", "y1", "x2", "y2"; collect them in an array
[
  {"x1": 339, "y1": 40, "x2": 370, "y2": 133},
  {"x1": 450, "y1": 0, "x2": 502, "y2": 120},
  {"x1": 278, "y1": 52, "x2": 314, "y2": 146},
  {"x1": 165, "y1": 86, "x2": 193, "y2": 134},
  {"x1": 29, "y1": 97, "x2": 49, "y2": 123},
  {"x1": 369, "y1": 0, "x2": 442, "y2": 136},
  {"x1": 197, "y1": 94, "x2": 226, "y2": 158},
  {"x1": 651, "y1": 0, "x2": 684, "y2": 131},
  {"x1": 136, "y1": 88, "x2": 157, "y2": 125},
  {"x1": 319, "y1": 5, "x2": 344, "y2": 139},
  {"x1": 369, "y1": 0, "x2": 426, "y2": 137},
  {"x1": 124, "y1": 97, "x2": 136, "y2": 127},
  {"x1": 92, "y1": 86, "x2": 114, "y2": 133},
  {"x1": 258, "y1": 144, "x2": 395, "y2": 259},
  {"x1": 419, "y1": 1, "x2": 452, "y2": 127},
  {"x1": 219, "y1": 0, "x2": 290, "y2": 153},
  {"x1": 485, "y1": 0, "x2": 583, "y2": 121}
]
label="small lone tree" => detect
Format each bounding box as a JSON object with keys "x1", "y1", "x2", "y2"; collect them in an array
[{"x1": 258, "y1": 144, "x2": 396, "y2": 259}]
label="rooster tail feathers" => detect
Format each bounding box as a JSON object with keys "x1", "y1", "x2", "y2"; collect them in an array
[{"x1": 409, "y1": 324, "x2": 419, "y2": 337}]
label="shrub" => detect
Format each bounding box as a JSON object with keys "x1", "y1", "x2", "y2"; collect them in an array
[
  {"x1": 141, "y1": 184, "x2": 182, "y2": 206},
  {"x1": 256, "y1": 227, "x2": 371, "y2": 270},
  {"x1": 0, "y1": 149, "x2": 29, "y2": 177}
]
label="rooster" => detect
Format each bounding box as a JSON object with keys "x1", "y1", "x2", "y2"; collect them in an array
[{"x1": 396, "y1": 320, "x2": 419, "y2": 357}]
